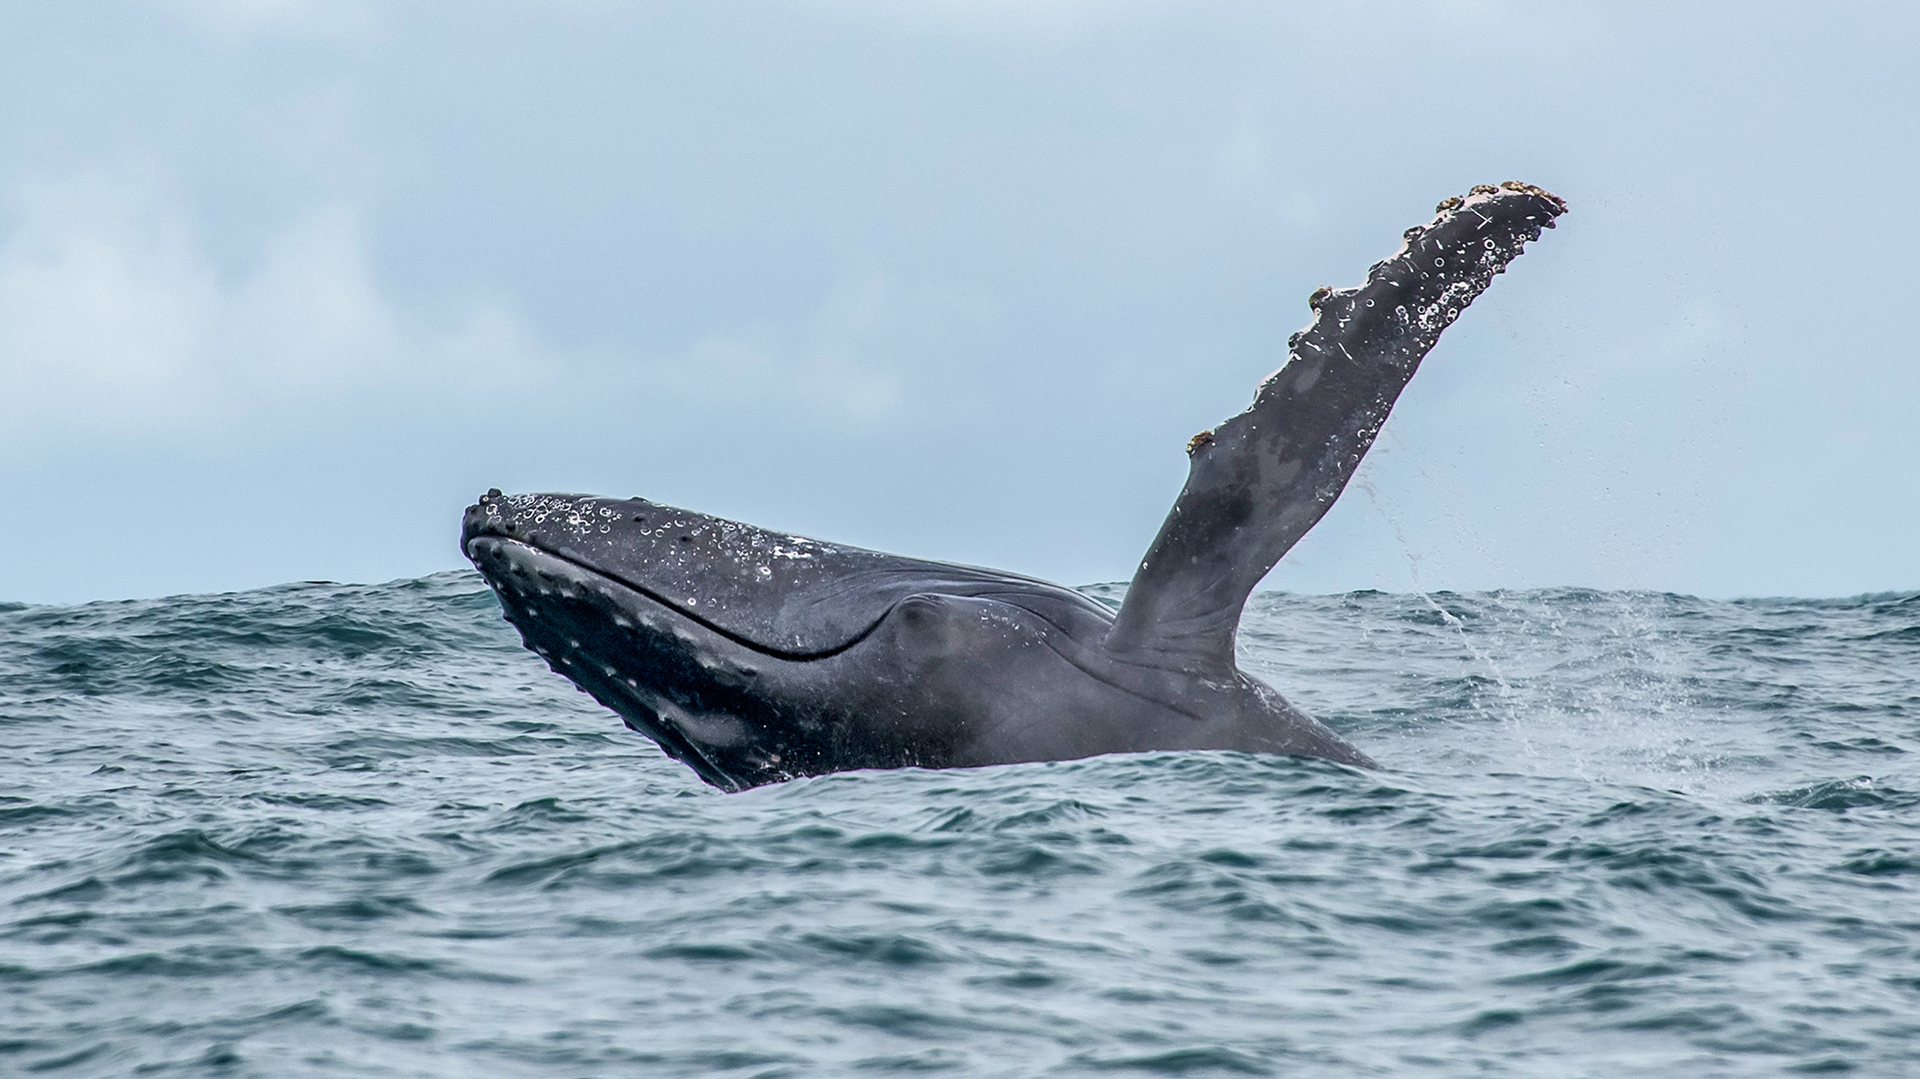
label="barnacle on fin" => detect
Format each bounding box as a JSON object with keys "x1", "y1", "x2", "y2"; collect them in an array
[
  {"x1": 1186, "y1": 430, "x2": 1215, "y2": 455},
  {"x1": 1498, "y1": 180, "x2": 1568, "y2": 213}
]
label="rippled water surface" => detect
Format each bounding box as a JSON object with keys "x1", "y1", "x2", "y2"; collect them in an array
[{"x1": 3, "y1": 574, "x2": 1917, "y2": 1076}]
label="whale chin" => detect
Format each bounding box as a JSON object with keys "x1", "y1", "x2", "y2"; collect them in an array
[{"x1": 466, "y1": 535, "x2": 762, "y2": 790}]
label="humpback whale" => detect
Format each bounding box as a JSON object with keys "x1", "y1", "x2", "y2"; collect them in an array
[{"x1": 463, "y1": 183, "x2": 1565, "y2": 791}]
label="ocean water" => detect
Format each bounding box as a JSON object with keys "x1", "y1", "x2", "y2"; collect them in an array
[{"x1": 2, "y1": 572, "x2": 1917, "y2": 1078}]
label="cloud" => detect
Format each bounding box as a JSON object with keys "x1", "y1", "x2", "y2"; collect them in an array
[
  {"x1": 809, "y1": 0, "x2": 1155, "y2": 36},
  {"x1": 0, "y1": 169, "x2": 551, "y2": 446},
  {"x1": 155, "y1": 0, "x2": 384, "y2": 41},
  {"x1": 0, "y1": 165, "x2": 990, "y2": 456},
  {"x1": 612, "y1": 272, "x2": 1008, "y2": 427}
]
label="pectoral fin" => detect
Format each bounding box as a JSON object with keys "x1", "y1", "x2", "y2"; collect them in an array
[{"x1": 1105, "y1": 183, "x2": 1567, "y2": 672}]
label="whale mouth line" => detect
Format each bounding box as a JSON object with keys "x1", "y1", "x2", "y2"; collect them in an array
[{"x1": 464, "y1": 534, "x2": 891, "y2": 662}]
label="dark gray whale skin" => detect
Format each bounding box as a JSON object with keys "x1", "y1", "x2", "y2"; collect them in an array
[{"x1": 462, "y1": 183, "x2": 1566, "y2": 791}]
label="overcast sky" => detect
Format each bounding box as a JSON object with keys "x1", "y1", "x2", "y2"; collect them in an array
[{"x1": 3, "y1": 1, "x2": 1915, "y2": 604}]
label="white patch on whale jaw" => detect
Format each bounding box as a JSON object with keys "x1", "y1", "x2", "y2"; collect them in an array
[{"x1": 646, "y1": 696, "x2": 750, "y2": 749}]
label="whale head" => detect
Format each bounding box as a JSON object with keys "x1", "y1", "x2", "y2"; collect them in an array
[{"x1": 461, "y1": 490, "x2": 855, "y2": 790}]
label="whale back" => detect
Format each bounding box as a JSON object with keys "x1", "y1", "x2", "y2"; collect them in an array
[{"x1": 465, "y1": 493, "x2": 1112, "y2": 658}]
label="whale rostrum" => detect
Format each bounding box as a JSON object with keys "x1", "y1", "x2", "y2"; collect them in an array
[{"x1": 462, "y1": 183, "x2": 1566, "y2": 791}]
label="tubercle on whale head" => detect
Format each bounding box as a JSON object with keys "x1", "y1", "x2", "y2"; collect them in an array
[{"x1": 461, "y1": 488, "x2": 508, "y2": 555}]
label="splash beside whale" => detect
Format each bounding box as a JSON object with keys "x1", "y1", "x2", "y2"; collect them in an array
[{"x1": 462, "y1": 183, "x2": 1566, "y2": 790}]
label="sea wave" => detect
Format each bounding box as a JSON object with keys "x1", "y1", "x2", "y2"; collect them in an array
[{"x1": 2, "y1": 574, "x2": 1916, "y2": 1076}]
